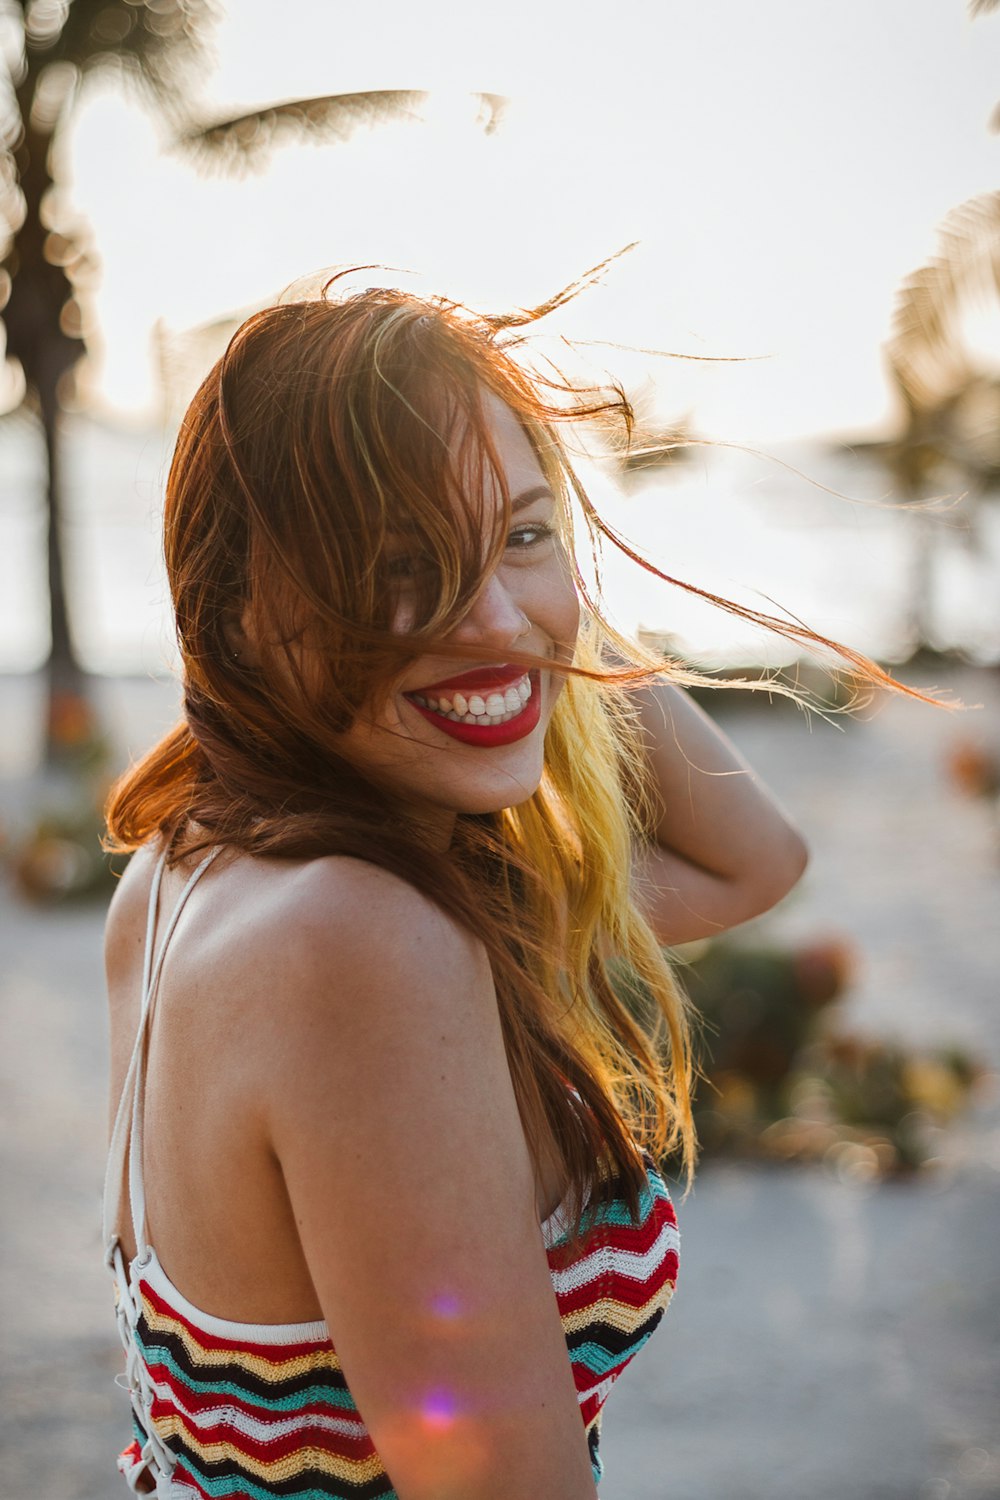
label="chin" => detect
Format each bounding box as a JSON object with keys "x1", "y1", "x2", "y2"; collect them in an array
[{"x1": 443, "y1": 759, "x2": 545, "y2": 818}]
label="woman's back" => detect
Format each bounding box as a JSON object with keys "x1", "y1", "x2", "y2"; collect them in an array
[
  {"x1": 105, "y1": 842, "x2": 680, "y2": 1498},
  {"x1": 106, "y1": 844, "x2": 442, "y2": 1323}
]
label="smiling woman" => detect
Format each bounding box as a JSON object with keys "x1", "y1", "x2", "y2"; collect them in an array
[
  {"x1": 99, "y1": 276, "x2": 815, "y2": 1500},
  {"x1": 321, "y1": 397, "x2": 579, "y2": 836}
]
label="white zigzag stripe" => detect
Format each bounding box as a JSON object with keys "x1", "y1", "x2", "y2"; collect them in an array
[
  {"x1": 549, "y1": 1221, "x2": 680, "y2": 1297},
  {"x1": 576, "y1": 1371, "x2": 617, "y2": 1407},
  {"x1": 152, "y1": 1381, "x2": 369, "y2": 1444}
]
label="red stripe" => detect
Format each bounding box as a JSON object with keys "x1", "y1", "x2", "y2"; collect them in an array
[
  {"x1": 548, "y1": 1230, "x2": 678, "y2": 1291},
  {"x1": 547, "y1": 1202, "x2": 677, "y2": 1269},
  {"x1": 139, "y1": 1277, "x2": 332, "y2": 1363},
  {"x1": 157, "y1": 1406, "x2": 379, "y2": 1466},
  {"x1": 555, "y1": 1260, "x2": 677, "y2": 1319},
  {"x1": 578, "y1": 1392, "x2": 602, "y2": 1426},
  {"x1": 170, "y1": 1459, "x2": 207, "y2": 1497}
]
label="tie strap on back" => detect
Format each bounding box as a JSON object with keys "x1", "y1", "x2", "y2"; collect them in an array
[{"x1": 102, "y1": 845, "x2": 220, "y2": 1262}]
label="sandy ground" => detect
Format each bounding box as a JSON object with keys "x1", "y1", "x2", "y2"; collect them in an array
[{"x1": 1, "y1": 664, "x2": 998, "y2": 1500}]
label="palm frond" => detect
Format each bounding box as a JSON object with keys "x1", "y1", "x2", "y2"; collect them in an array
[
  {"x1": 969, "y1": 0, "x2": 1000, "y2": 16},
  {"x1": 173, "y1": 89, "x2": 505, "y2": 174},
  {"x1": 174, "y1": 90, "x2": 428, "y2": 174},
  {"x1": 886, "y1": 191, "x2": 1000, "y2": 412}
]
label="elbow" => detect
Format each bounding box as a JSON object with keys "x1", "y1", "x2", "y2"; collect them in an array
[{"x1": 751, "y1": 824, "x2": 810, "y2": 917}]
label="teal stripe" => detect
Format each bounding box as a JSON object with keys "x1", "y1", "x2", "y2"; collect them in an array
[
  {"x1": 136, "y1": 1339, "x2": 360, "y2": 1413},
  {"x1": 571, "y1": 1328, "x2": 658, "y2": 1377},
  {"x1": 549, "y1": 1178, "x2": 673, "y2": 1245},
  {"x1": 589, "y1": 1190, "x2": 671, "y2": 1229}
]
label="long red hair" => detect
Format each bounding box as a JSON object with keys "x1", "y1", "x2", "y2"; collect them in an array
[{"x1": 104, "y1": 278, "x2": 930, "y2": 1224}]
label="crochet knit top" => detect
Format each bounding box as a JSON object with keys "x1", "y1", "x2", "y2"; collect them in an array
[{"x1": 103, "y1": 850, "x2": 680, "y2": 1499}]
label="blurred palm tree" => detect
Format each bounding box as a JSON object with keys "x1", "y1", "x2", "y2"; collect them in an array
[
  {"x1": 844, "y1": 193, "x2": 1000, "y2": 653},
  {"x1": 1, "y1": 0, "x2": 497, "y2": 764},
  {"x1": 884, "y1": 192, "x2": 1000, "y2": 492},
  {"x1": 835, "y1": 0, "x2": 1000, "y2": 653}
]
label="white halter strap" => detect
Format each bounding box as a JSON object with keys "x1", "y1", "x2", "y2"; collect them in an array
[{"x1": 102, "y1": 845, "x2": 220, "y2": 1261}]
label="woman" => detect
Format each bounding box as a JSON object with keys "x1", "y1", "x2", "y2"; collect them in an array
[{"x1": 102, "y1": 281, "x2": 810, "y2": 1499}]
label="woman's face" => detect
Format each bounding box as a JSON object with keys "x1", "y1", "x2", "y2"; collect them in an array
[{"x1": 332, "y1": 393, "x2": 580, "y2": 843}]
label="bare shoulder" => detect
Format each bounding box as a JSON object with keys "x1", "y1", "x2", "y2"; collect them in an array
[
  {"x1": 104, "y1": 842, "x2": 160, "y2": 989},
  {"x1": 210, "y1": 855, "x2": 495, "y2": 1094},
  {"x1": 282, "y1": 854, "x2": 480, "y2": 957},
  {"x1": 238, "y1": 854, "x2": 489, "y2": 1012}
]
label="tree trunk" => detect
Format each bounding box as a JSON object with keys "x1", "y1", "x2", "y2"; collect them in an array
[
  {"x1": 38, "y1": 377, "x2": 92, "y2": 762},
  {"x1": 3, "y1": 95, "x2": 92, "y2": 763}
]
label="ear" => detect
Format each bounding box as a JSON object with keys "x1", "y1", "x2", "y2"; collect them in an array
[{"x1": 223, "y1": 606, "x2": 261, "y2": 667}]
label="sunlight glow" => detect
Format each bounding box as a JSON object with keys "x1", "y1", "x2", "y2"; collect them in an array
[{"x1": 60, "y1": 0, "x2": 1000, "y2": 439}]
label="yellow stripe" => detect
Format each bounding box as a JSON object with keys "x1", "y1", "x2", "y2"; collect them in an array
[
  {"x1": 154, "y1": 1418, "x2": 386, "y2": 1485},
  {"x1": 560, "y1": 1282, "x2": 675, "y2": 1337},
  {"x1": 141, "y1": 1294, "x2": 342, "y2": 1382}
]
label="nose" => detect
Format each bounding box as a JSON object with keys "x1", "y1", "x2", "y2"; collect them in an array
[{"x1": 446, "y1": 570, "x2": 529, "y2": 646}]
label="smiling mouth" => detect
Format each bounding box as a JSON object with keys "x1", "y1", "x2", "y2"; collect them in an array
[
  {"x1": 403, "y1": 670, "x2": 542, "y2": 747},
  {"x1": 406, "y1": 671, "x2": 532, "y2": 727}
]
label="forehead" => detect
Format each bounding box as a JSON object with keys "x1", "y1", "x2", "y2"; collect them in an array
[
  {"x1": 381, "y1": 387, "x2": 556, "y2": 543},
  {"x1": 457, "y1": 390, "x2": 550, "y2": 510}
]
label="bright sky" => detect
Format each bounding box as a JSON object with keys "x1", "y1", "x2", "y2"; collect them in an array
[{"x1": 67, "y1": 0, "x2": 1000, "y2": 440}]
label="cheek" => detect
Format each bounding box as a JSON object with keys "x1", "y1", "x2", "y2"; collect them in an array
[{"x1": 549, "y1": 570, "x2": 580, "y2": 658}]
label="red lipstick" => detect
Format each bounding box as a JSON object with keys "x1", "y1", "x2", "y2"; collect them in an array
[
  {"x1": 409, "y1": 664, "x2": 529, "y2": 695},
  {"x1": 405, "y1": 670, "x2": 542, "y2": 747}
]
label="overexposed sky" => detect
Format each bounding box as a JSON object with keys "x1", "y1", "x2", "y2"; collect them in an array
[{"x1": 67, "y1": 0, "x2": 1000, "y2": 440}]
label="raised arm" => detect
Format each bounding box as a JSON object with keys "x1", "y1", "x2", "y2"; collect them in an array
[
  {"x1": 626, "y1": 679, "x2": 809, "y2": 945},
  {"x1": 262, "y1": 860, "x2": 599, "y2": 1500}
]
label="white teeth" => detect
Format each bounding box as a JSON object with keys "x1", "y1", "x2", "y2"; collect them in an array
[{"x1": 409, "y1": 673, "x2": 534, "y2": 728}]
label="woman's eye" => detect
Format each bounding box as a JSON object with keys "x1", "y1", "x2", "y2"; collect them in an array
[
  {"x1": 507, "y1": 521, "x2": 555, "y2": 551},
  {"x1": 386, "y1": 554, "x2": 432, "y2": 581}
]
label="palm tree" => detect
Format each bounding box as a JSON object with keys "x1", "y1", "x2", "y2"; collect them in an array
[
  {"x1": 1, "y1": 0, "x2": 496, "y2": 763},
  {"x1": 832, "y1": 0, "x2": 1000, "y2": 653},
  {"x1": 1, "y1": 2, "x2": 212, "y2": 759},
  {"x1": 878, "y1": 192, "x2": 1000, "y2": 651}
]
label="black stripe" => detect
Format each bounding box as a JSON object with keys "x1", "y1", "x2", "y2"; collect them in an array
[
  {"x1": 173, "y1": 1448, "x2": 397, "y2": 1499},
  {"x1": 137, "y1": 1318, "x2": 351, "y2": 1402},
  {"x1": 563, "y1": 1307, "x2": 665, "y2": 1359}
]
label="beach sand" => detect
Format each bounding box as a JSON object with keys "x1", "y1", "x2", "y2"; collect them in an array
[{"x1": 1, "y1": 663, "x2": 998, "y2": 1500}]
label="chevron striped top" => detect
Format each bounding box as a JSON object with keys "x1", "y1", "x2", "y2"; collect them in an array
[{"x1": 104, "y1": 851, "x2": 680, "y2": 1498}]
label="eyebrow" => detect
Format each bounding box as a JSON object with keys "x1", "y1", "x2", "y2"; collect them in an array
[
  {"x1": 512, "y1": 485, "x2": 555, "y2": 512},
  {"x1": 386, "y1": 485, "x2": 554, "y2": 539}
]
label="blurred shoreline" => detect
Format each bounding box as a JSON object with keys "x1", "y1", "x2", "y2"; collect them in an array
[{"x1": 3, "y1": 415, "x2": 1000, "y2": 677}]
